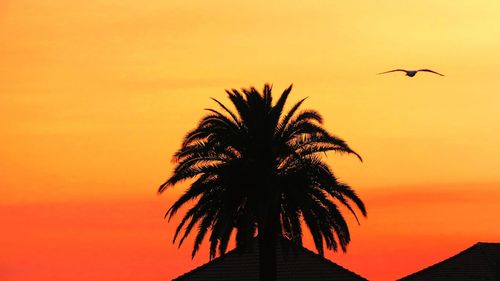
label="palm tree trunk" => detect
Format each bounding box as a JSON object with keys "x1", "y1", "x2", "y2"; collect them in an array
[
  {"x1": 258, "y1": 197, "x2": 279, "y2": 281},
  {"x1": 258, "y1": 227, "x2": 277, "y2": 281}
]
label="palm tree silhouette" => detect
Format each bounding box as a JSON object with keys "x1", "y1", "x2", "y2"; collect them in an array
[{"x1": 159, "y1": 84, "x2": 367, "y2": 281}]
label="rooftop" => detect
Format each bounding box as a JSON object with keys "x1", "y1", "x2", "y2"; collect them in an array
[
  {"x1": 173, "y1": 239, "x2": 367, "y2": 281},
  {"x1": 399, "y1": 242, "x2": 500, "y2": 281}
]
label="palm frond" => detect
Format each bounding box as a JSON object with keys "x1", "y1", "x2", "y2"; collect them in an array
[
  {"x1": 270, "y1": 84, "x2": 293, "y2": 124},
  {"x1": 160, "y1": 84, "x2": 366, "y2": 261},
  {"x1": 211, "y1": 97, "x2": 241, "y2": 126},
  {"x1": 275, "y1": 97, "x2": 308, "y2": 138}
]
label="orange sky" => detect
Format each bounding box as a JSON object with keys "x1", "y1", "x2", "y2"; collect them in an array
[{"x1": 1, "y1": 1, "x2": 500, "y2": 280}]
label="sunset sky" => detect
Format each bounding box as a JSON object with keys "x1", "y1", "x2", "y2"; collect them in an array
[{"x1": 1, "y1": 1, "x2": 500, "y2": 280}]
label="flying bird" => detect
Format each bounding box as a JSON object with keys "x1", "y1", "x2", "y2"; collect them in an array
[{"x1": 378, "y1": 69, "x2": 444, "y2": 77}]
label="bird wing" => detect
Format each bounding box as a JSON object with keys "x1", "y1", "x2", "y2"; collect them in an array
[
  {"x1": 378, "y1": 69, "x2": 407, "y2": 74},
  {"x1": 417, "y1": 69, "x2": 444, "y2": 76}
]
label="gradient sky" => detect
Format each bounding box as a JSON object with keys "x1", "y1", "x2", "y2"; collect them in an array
[{"x1": 1, "y1": 1, "x2": 500, "y2": 280}]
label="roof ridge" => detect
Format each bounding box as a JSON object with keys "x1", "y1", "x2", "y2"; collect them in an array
[
  {"x1": 398, "y1": 242, "x2": 500, "y2": 280},
  {"x1": 278, "y1": 239, "x2": 367, "y2": 280},
  {"x1": 172, "y1": 246, "x2": 250, "y2": 281},
  {"x1": 397, "y1": 242, "x2": 479, "y2": 280},
  {"x1": 476, "y1": 242, "x2": 500, "y2": 270},
  {"x1": 173, "y1": 237, "x2": 368, "y2": 280},
  {"x1": 477, "y1": 242, "x2": 500, "y2": 245}
]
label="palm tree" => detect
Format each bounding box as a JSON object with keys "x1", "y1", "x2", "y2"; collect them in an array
[{"x1": 159, "y1": 84, "x2": 366, "y2": 281}]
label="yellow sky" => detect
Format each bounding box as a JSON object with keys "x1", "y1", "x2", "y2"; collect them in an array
[
  {"x1": 2, "y1": 2, "x2": 500, "y2": 280},
  {"x1": 2, "y1": 0, "x2": 500, "y2": 202}
]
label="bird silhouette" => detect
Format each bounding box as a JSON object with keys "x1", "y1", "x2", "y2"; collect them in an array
[{"x1": 378, "y1": 69, "x2": 444, "y2": 77}]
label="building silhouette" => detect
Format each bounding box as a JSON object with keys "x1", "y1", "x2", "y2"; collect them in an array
[
  {"x1": 173, "y1": 238, "x2": 367, "y2": 281},
  {"x1": 399, "y1": 242, "x2": 500, "y2": 281}
]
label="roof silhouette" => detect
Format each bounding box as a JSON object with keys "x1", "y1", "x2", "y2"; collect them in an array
[
  {"x1": 173, "y1": 238, "x2": 367, "y2": 281},
  {"x1": 398, "y1": 242, "x2": 500, "y2": 281}
]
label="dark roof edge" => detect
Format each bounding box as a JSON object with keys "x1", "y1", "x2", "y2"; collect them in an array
[
  {"x1": 172, "y1": 238, "x2": 368, "y2": 281},
  {"x1": 279, "y1": 239, "x2": 368, "y2": 280},
  {"x1": 172, "y1": 246, "x2": 245, "y2": 281},
  {"x1": 476, "y1": 242, "x2": 500, "y2": 270},
  {"x1": 397, "y1": 242, "x2": 500, "y2": 280},
  {"x1": 476, "y1": 241, "x2": 500, "y2": 245}
]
